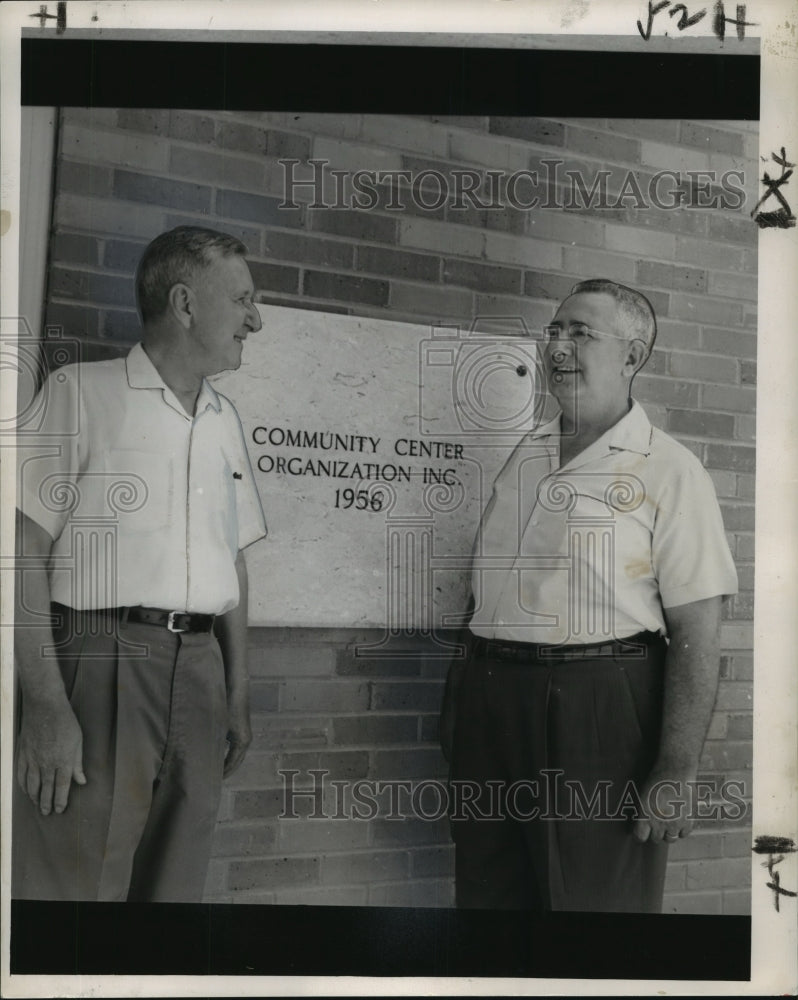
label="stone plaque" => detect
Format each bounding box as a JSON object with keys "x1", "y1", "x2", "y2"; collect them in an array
[{"x1": 213, "y1": 305, "x2": 544, "y2": 628}]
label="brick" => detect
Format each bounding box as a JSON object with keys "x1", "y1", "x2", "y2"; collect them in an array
[
  {"x1": 262, "y1": 230, "x2": 353, "y2": 269},
  {"x1": 708, "y1": 214, "x2": 758, "y2": 247},
  {"x1": 52, "y1": 232, "x2": 99, "y2": 267},
  {"x1": 371, "y1": 816, "x2": 450, "y2": 846},
  {"x1": 368, "y1": 878, "x2": 455, "y2": 908},
  {"x1": 369, "y1": 681, "x2": 444, "y2": 713},
  {"x1": 449, "y1": 131, "x2": 530, "y2": 173},
  {"x1": 285, "y1": 112, "x2": 362, "y2": 139},
  {"x1": 215, "y1": 119, "x2": 267, "y2": 154},
  {"x1": 322, "y1": 850, "x2": 409, "y2": 885},
  {"x1": 419, "y1": 714, "x2": 443, "y2": 743},
  {"x1": 641, "y1": 141, "x2": 710, "y2": 173},
  {"x1": 714, "y1": 682, "x2": 753, "y2": 712},
  {"x1": 388, "y1": 283, "x2": 474, "y2": 323},
  {"x1": 356, "y1": 245, "x2": 439, "y2": 282},
  {"x1": 567, "y1": 126, "x2": 639, "y2": 164},
  {"x1": 360, "y1": 116, "x2": 449, "y2": 157},
  {"x1": 167, "y1": 111, "x2": 215, "y2": 144},
  {"x1": 59, "y1": 160, "x2": 113, "y2": 198},
  {"x1": 251, "y1": 716, "x2": 329, "y2": 749},
  {"x1": 249, "y1": 681, "x2": 279, "y2": 713},
  {"x1": 663, "y1": 891, "x2": 722, "y2": 915},
  {"x1": 113, "y1": 170, "x2": 211, "y2": 213},
  {"x1": 169, "y1": 145, "x2": 265, "y2": 190},
  {"x1": 706, "y1": 711, "x2": 728, "y2": 740},
  {"x1": 234, "y1": 787, "x2": 302, "y2": 820},
  {"x1": 399, "y1": 217, "x2": 483, "y2": 257},
  {"x1": 668, "y1": 832, "x2": 724, "y2": 861},
  {"x1": 701, "y1": 327, "x2": 756, "y2": 359},
  {"x1": 669, "y1": 293, "x2": 743, "y2": 327},
  {"x1": 730, "y1": 593, "x2": 754, "y2": 620},
  {"x1": 103, "y1": 238, "x2": 147, "y2": 272},
  {"x1": 723, "y1": 830, "x2": 754, "y2": 857},
  {"x1": 371, "y1": 748, "x2": 447, "y2": 780},
  {"x1": 742, "y1": 248, "x2": 758, "y2": 274},
  {"x1": 708, "y1": 271, "x2": 758, "y2": 301},
  {"x1": 675, "y1": 236, "x2": 744, "y2": 272},
  {"x1": 702, "y1": 385, "x2": 756, "y2": 413},
  {"x1": 56, "y1": 193, "x2": 165, "y2": 239},
  {"x1": 304, "y1": 270, "x2": 388, "y2": 306},
  {"x1": 686, "y1": 857, "x2": 750, "y2": 890},
  {"x1": 44, "y1": 300, "x2": 100, "y2": 341},
  {"x1": 723, "y1": 888, "x2": 752, "y2": 915},
  {"x1": 735, "y1": 534, "x2": 755, "y2": 561},
  {"x1": 101, "y1": 108, "x2": 168, "y2": 134},
  {"x1": 720, "y1": 623, "x2": 753, "y2": 650},
  {"x1": 667, "y1": 409, "x2": 735, "y2": 439},
  {"x1": 707, "y1": 470, "x2": 737, "y2": 498},
  {"x1": 309, "y1": 209, "x2": 396, "y2": 244},
  {"x1": 604, "y1": 224, "x2": 675, "y2": 258},
  {"x1": 51, "y1": 267, "x2": 135, "y2": 308},
  {"x1": 313, "y1": 136, "x2": 404, "y2": 175},
  {"x1": 61, "y1": 123, "x2": 170, "y2": 173},
  {"x1": 266, "y1": 129, "x2": 311, "y2": 160},
  {"x1": 607, "y1": 120, "x2": 680, "y2": 142},
  {"x1": 669, "y1": 351, "x2": 738, "y2": 384},
  {"x1": 664, "y1": 861, "x2": 686, "y2": 891},
  {"x1": 411, "y1": 845, "x2": 455, "y2": 878},
  {"x1": 634, "y1": 375, "x2": 699, "y2": 409},
  {"x1": 736, "y1": 414, "x2": 755, "y2": 442},
  {"x1": 248, "y1": 260, "x2": 300, "y2": 296},
  {"x1": 485, "y1": 118, "x2": 564, "y2": 147},
  {"x1": 249, "y1": 642, "x2": 337, "y2": 677},
  {"x1": 562, "y1": 246, "x2": 636, "y2": 284},
  {"x1": 482, "y1": 206, "x2": 527, "y2": 237},
  {"x1": 217, "y1": 188, "x2": 303, "y2": 228},
  {"x1": 656, "y1": 320, "x2": 701, "y2": 351},
  {"x1": 212, "y1": 821, "x2": 277, "y2": 857},
  {"x1": 482, "y1": 232, "x2": 560, "y2": 271},
  {"x1": 443, "y1": 258, "x2": 521, "y2": 295},
  {"x1": 314, "y1": 750, "x2": 370, "y2": 779},
  {"x1": 228, "y1": 856, "x2": 319, "y2": 891},
  {"x1": 280, "y1": 680, "x2": 370, "y2": 713},
  {"x1": 336, "y1": 644, "x2": 425, "y2": 677},
  {"x1": 637, "y1": 261, "x2": 706, "y2": 293},
  {"x1": 224, "y1": 751, "x2": 279, "y2": 789},
  {"x1": 680, "y1": 122, "x2": 745, "y2": 158},
  {"x1": 739, "y1": 360, "x2": 756, "y2": 386},
  {"x1": 719, "y1": 504, "x2": 755, "y2": 532},
  {"x1": 523, "y1": 270, "x2": 576, "y2": 302},
  {"x1": 61, "y1": 107, "x2": 119, "y2": 128},
  {"x1": 699, "y1": 741, "x2": 753, "y2": 771},
  {"x1": 280, "y1": 818, "x2": 369, "y2": 852},
  {"x1": 332, "y1": 715, "x2": 417, "y2": 745}
]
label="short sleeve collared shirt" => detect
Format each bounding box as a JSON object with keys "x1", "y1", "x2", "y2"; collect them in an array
[
  {"x1": 470, "y1": 400, "x2": 738, "y2": 644},
  {"x1": 17, "y1": 343, "x2": 267, "y2": 615}
]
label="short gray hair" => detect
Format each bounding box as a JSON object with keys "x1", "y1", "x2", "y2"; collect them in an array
[
  {"x1": 570, "y1": 278, "x2": 657, "y2": 360},
  {"x1": 136, "y1": 226, "x2": 248, "y2": 323}
]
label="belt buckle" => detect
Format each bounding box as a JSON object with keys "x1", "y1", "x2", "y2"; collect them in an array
[{"x1": 167, "y1": 611, "x2": 185, "y2": 633}]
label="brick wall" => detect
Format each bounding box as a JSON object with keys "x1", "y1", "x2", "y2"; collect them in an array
[{"x1": 42, "y1": 109, "x2": 757, "y2": 913}]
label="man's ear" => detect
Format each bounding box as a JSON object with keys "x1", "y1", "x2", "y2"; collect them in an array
[
  {"x1": 167, "y1": 283, "x2": 194, "y2": 329},
  {"x1": 623, "y1": 339, "x2": 647, "y2": 378}
]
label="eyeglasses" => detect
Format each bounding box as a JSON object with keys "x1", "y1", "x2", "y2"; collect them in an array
[{"x1": 542, "y1": 322, "x2": 632, "y2": 343}]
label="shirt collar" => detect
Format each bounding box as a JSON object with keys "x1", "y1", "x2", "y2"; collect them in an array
[
  {"x1": 526, "y1": 399, "x2": 653, "y2": 456},
  {"x1": 125, "y1": 342, "x2": 222, "y2": 414}
]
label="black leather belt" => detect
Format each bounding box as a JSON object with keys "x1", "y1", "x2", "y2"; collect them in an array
[
  {"x1": 473, "y1": 630, "x2": 663, "y2": 662},
  {"x1": 123, "y1": 606, "x2": 215, "y2": 634}
]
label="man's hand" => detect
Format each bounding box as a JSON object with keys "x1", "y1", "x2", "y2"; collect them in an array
[
  {"x1": 224, "y1": 691, "x2": 252, "y2": 778},
  {"x1": 632, "y1": 768, "x2": 694, "y2": 845},
  {"x1": 16, "y1": 695, "x2": 86, "y2": 815}
]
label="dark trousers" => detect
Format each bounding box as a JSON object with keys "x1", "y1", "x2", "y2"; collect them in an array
[
  {"x1": 448, "y1": 635, "x2": 670, "y2": 912},
  {"x1": 12, "y1": 607, "x2": 228, "y2": 902}
]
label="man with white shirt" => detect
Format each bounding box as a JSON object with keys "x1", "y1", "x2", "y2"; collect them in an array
[
  {"x1": 13, "y1": 226, "x2": 267, "y2": 901},
  {"x1": 442, "y1": 278, "x2": 738, "y2": 912}
]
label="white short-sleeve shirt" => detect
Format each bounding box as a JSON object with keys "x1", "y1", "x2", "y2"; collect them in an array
[
  {"x1": 470, "y1": 400, "x2": 738, "y2": 644},
  {"x1": 16, "y1": 343, "x2": 267, "y2": 615}
]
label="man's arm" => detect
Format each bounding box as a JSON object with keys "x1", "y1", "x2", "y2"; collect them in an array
[
  {"x1": 14, "y1": 509, "x2": 86, "y2": 815},
  {"x1": 633, "y1": 595, "x2": 722, "y2": 843},
  {"x1": 214, "y1": 550, "x2": 252, "y2": 777}
]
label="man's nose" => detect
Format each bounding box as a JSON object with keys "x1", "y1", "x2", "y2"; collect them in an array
[
  {"x1": 549, "y1": 339, "x2": 573, "y2": 365},
  {"x1": 247, "y1": 302, "x2": 262, "y2": 332}
]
